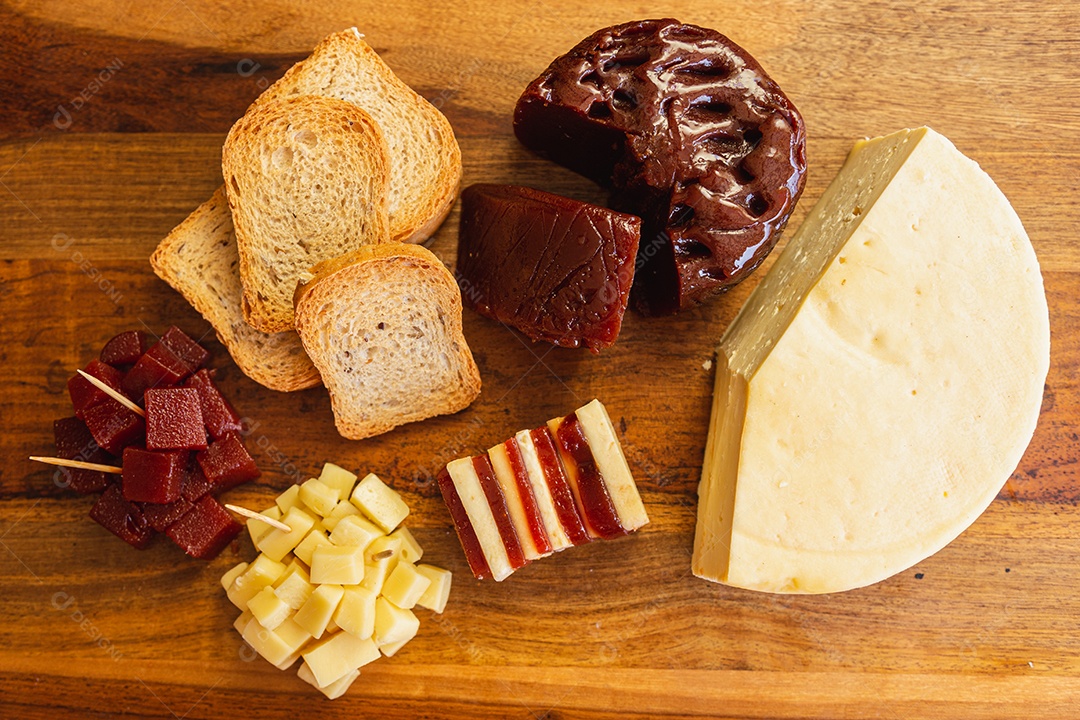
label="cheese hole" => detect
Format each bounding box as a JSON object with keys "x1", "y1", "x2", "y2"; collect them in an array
[{"x1": 838, "y1": 256, "x2": 847, "y2": 264}]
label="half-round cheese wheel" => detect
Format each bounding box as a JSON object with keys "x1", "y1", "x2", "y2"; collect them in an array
[{"x1": 693, "y1": 127, "x2": 1050, "y2": 593}]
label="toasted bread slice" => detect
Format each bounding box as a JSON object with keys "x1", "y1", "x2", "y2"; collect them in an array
[
  {"x1": 293, "y1": 244, "x2": 481, "y2": 440},
  {"x1": 255, "y1": 28, "x2": 462, "y2": 243},
  {"x1": 150, "y1": 186, "x2": 322, "y2": 392},
  {"x1": 223, "y1": 94, "x2": 391, "y2": 333}
]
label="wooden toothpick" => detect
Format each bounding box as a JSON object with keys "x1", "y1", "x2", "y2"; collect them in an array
[
  {"x1": 29, "y1": 456, "x2": 123, "y2": 474},
  {"x1": 224, "y1": 504, "x2": 292, "y2": 532},
  {"x1": 76, "y1": 369, "x2": 145, "y2": 417}
]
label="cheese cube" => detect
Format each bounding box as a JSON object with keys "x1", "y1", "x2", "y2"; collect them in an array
[
  {"x1": 247, "y1": 585, "x2": 291, "y2": 630},
  {"x1": 333, "y1": 585, "x2": 377, "y2": 640},
  {"x1": 360, "y1": 536, "x2": 402, "y2": 595},
  {"x1": 329, "y1": 515, "x2": 383, "y2": 552},
  {"x1": 389, "y1": 526, "x2": 423, "y2": 563},
  {"x1": 297, "y1": 661, "x2": 359, "y2": 699},
  {"x1": 242, "y1": 616, "x2": 312, "y2": 669},
  {"x1": 257, "y1": 507, "x2": 316, "y2": 562},
  {"x1": 233, "y1": 609, "x2": 253, "y2": 634},
  {"x1": 381, "y1": 562, "x2": 431, "y2": 610},
  {"x1": 415, "y1": 564, "x2": 452, "y2": 614},
  {"x1": 220, "y1": 561, "x2": 248, "y2": 591},
  {"x1": 275, "y1": 484, "x2": 301, "y2": 512},
  {"x1": 293, "y1": 528, "x2": 332, "y2": 566},
  {"x1": 310, "y1": 545, "x2": 366, "y2": 585},
  {"x1": 350, "y1": 474, "x2": 409, "y2": 533},
  {"x1": 274, "y1": 570, "x2": 314, "y2": 610},
  {"x1": 300, "y1": 478, "x2": 339, "y2": 517},
  {"x1": 374, "y1": 597, "x2": 419, "y2": 647},
  {"x1": 272, "y1": 558, "x2": 309, "y2": 586},
  {"x1": 321, "y1": 500, "x2": 361, "y2": 531},
  {"x1": 246, "y1": 506, "x2": 282, "y2": 546},
  {"x1": 378, "y1": 637, "x2": 412, "y2": 657},
  {"x1": 294, "y1": 583, "x2": 344, "y2": 639},
  {"x1": 318, "y1": 463, "x2": 358, "y2": 502},
  {"x1": 227, "y1": 554, "x2": 286, "y2": 609},
  {"x1": 301, "y1": 631, "x2": 380, "y2": 688}
]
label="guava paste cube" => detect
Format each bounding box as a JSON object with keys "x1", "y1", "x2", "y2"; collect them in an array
[
  {"x1": 181, "y1": 464, "x2": 215, "y2": 502},
  {"x1": 121, "y1": 446, "x2": 186, "y2": 504},
  {"x1": 121, "y1": 343, "x2": 191, "y2": 400},
  {"x1": 100, "y1": 330, "x2": 151, "y2": 367},
  {"x1": 166, "y1": 495, "x2": 241, "y2": 560},
  {"x1": 159, "y1": 326, "x2": 209, "y2": 372},
  {"x1": 68, "y1": 360, "x2": 127, "y2": 419},
  {"x1": 89, "y1": 483, "x2": 153, "y2": 549},
  {"x1": 140, "y1": 496, "x2": 195, "y2": 532},
  {"x1": 82, "y1": 397, "x2": 145, "y2": 454},
  {"x1": 196, "y1": 433, "x2": 259, "y2": 491},
  {"x1": 183, "y1": 369, "x2": 243, "y2": 439},
  {"x1": 145, "y1": 387, "x2": 207, "y2": 450},
  {"x1": 52, "y1": 416, "x2": 114, "y2": 494}
]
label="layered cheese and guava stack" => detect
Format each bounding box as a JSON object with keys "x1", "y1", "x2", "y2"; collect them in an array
[
  {"x1": 438, "y1": 399, "x2": 648, "y2": 581},
  {"x1": 222, "y1": 464, "x2": 451, "y2": 699},
  {"x1": 693, "y1": 127, "x2": 1050, "y2": 593}
]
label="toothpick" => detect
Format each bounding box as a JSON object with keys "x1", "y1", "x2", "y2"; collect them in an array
[
  {"x1": 29, "y1": 456, "x2": 123, "y2": 474},
  {"x1": 76, "y1": 369, "x2": 145, "y2": 417},
  {"x1": 224, "y1": 504, "x2": 292, "y2": 532}
]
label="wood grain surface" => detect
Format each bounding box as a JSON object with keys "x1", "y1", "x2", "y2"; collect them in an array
[{"x1": 1, "y1": 1, "x2": 1078, "y2": 717}]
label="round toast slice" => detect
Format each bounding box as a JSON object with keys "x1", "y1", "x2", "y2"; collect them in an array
[
  {"x1": 293, "y1": 243, "x2": 481, "y2": 440},
  {"x1": 254, "y1": 28, "x2": 462, "y2": 244},
  {"x1": 223, "y1": 94, "x2": 391, "y2": 333}
]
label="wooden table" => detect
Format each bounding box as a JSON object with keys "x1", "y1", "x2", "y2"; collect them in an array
[{"x1": 2, "y1": 1, "x2": 1078, "y2": 717}]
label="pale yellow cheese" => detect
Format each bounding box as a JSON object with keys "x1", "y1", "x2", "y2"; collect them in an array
[
  {"x1": 693, "y1": 127, "x2": 1050, "y2": 593},
  {"x1": 318, "y1": 462, "x2": 358, "y2": 501},
  {"x1": 350, "y1": 474, "x2": 409, "y2": 533},
  {"x1": 360, "y1": 536, "x2": 402, "y2": 595},
  {"x1": 227, "y1": 554, "x2": 286, "y2": 609},
  {"x1": 514, "y1": 430, "x2": 573, "y2": 552},
  {"x1": 273, "y1": 568, "x2": 314, "y2": 610},
  {"x1": 294, "y1": 583, "x2": 344, "y2": 639},
  {"x1": 302, "y1": 631, "x2": 380, "y2": 688},
  {"x1": 220, "y1": 561, "x2": 248, "y2": 591},
  {"x1": 333, "y1": 585, "x2": 377, "y2": 640},
  {"x1": 574, "y1": 399, "x2": 649, "y2": 532},
  {"x1": 300, "y1": 478, "x2": 339, "y2": 517},
  {"x1": 446, "y1": 457, "x2": 513, "y2": 581},
  {"x1": 380, "y1": 561, "x2": 431, "y2": 610},
  {"x1": 257, "y1": 507, "x2": 316, "y2": 562},
  {"x1": 293, "y1": 528, "x2": 332, "y2": 566},
  {"x1": 415, "y1": 564, "x2": 452, "y2": 614},
  {"x1": 329, "y1": 514, "x2": 383, "y2": 552},
  {"x1": 388, "y1": 526, "x2": 423, "y2": 564},
  {"x1": 374, "y1": 596, "x2": 419, "y2": 648},
  {"x1": 247, "y1": 585, "x2": 292, "y2": 630},
  {"x1": 310, "y1": 545, "x2": 366, "y2": 585},
  {"x1": 242, "y1": 616, "x2": 311, "y2": 669},
  {"x1": 246, "y1": 506, "x2": 282, "y2": 546},
  {"x1": 275, "y1": 484, "x2": 301, "y2": 513},
  {"x1": 297, "y1": 661, "x2": 359, "y2": 699},
  {"x1": 322, "y1": 499, "x2": 361, "y2": 531}
]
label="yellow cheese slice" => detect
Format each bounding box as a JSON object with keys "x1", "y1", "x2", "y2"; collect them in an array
[{"x1": 693, "y1": 127, "x2": 1050, "y2": 593}]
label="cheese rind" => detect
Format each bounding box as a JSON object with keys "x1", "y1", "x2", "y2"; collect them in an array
[{"x1": 693, "y1": 127, "x2": 1050, "y2": 593}]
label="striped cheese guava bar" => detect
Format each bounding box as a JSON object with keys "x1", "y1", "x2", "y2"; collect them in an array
[{"x1": 437, "y1": 399, "x2": 648, "y2": 581}]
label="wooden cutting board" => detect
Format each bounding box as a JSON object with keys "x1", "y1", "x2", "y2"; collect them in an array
[{"x1": 2, "y1": 1, "x2": 1078, "y2": 717}]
